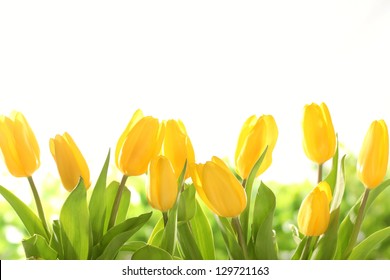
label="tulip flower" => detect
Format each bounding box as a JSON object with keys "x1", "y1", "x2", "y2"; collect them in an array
[
  {"x1": 50, "y1": 133, "x2": 91, "y2": 191},
  {"x1": 235, "y1": 115, "x2": 278, "y2": 180},
  {"x1": 164, "y1": 119, "x2": 195, "y2": 179},
  {"x1": 0, "y1": 112, "x2": 40, "y2": 177},
  {"x1": 147, "y1": 156, "x2": 178, "y2": 212},
  {"x1": 302, "y1": 102, "x2": 336, "y2": 164},
  {"x1": 115, "y1": 109, "x2": 165, "y2": 176},
  {"x1": 297, "y1": 181, "x2": 332, "y2": 236},
  {"x1": 191, "y1": 156, "x2": 247, "y2": 218},
  {"x1": 357, "y1": 120, "x2": 389, "y2": 189}
]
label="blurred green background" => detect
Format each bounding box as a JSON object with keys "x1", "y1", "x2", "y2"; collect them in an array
[{"x1": 1, "y1": 153, "x2": 390, "y2": 260}]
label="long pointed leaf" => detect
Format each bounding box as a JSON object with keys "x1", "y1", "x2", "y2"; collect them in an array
[
  {"x1": 190, "y1": 201, "x2": 215, "y2": 260},
  {"x1": 252, "y1": 182, "x2": 277, "y2": 259},
  {"x1": 95, "y1": 212, "x2": 152, "y2": 260},
  {"x1": 348, "y1": 227, "x2": 390, "y2": 260},
  {"x1": 104, "y1": 181, "x2": 131, "y2": 232},
  {"x1": 240, "y1": 147, "x2": 268, "y2": 242},
  {"x1": 336, "y1": 179, "x2": 390, "y2": 259},
  {"x1": 177, "y1": 222, "x2": 203, "y2": 260},
  {"x1": 89, "y1": 150, "x2": 110, "y2": 245},
  {"x1": 59, "y1": 179, "x2": 90, "y2": 260},
  {"x1": 0, "y1": 185, "x2": 48, "y2": 239}
]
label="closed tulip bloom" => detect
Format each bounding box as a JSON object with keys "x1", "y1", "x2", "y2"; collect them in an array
[
  {"x1": 147, "y1": 156, "x2": 178, "y2": 212},
  {"x1": 115, "y1": 109, "x2": 165, "y2": 176},
  {"x1": 191, "y1": 156, "x2": 247, "y2": 218},
  {"x1": 298, "y1": 181, "x2": 332, "y2": 236},
  {"x1": 164, "y1": 119, "x2": 195, "y2": 179},
  {"x1": 0, "y1": 112, "x2": 40, "y2": 177},
  {"x1": 235, "y1": 115, "x2": 278, "y2": 179},
  {"x1": 357, "y1": 120, "x2": 389, "y2": 189},
  {"x1": 302, "y1": 102, "x2": 336, "y2": 164},
  {"x1": 50, "y1": 133, "x2": 91, "y2": 191}
]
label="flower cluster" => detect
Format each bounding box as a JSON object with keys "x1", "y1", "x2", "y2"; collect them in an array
[{"x1": 0, "y1": 102, "x2": 389, "y2": 260}]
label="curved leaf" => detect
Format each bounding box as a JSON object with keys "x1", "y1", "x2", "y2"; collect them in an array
[
  {"x1": 59, "y1": 179, "x2": 90, "y2": 260},
  {"x1": 240, "y1": 147, "x2": 268, "y2": 242},
  {"x1": 23, "y1": 234, "x2": 57, "y2": 260},
  {"x1": 190, "y1": 201, "x2": 215, "y2": 260},
  {"x1": 252, "y1": 182, "x2": 277, "y2": 259},
  {"x1": 132, "y1": 245, "x2": 172, "y2": 260},
  {"x1": 89, "y1": 150, "x2": 110, "y2": 245},
  {"x1": 349, "y1": 227, "x2": 390, "y2": 260},
  {"x1": 104, "y1": 181, "x2": 131, "y2": 232},
  {"x1": 0, "y1": 185, "x2": 48, "y2": 239}
]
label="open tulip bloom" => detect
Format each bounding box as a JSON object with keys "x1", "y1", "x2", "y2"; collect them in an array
[{"x1": 1, "y1": 105, "x2": 390, "y2": 260}]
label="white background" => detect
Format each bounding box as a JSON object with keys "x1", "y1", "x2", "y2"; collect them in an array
[{"x1": 1, "y1": 0, "x2": 390, "y2": 186}]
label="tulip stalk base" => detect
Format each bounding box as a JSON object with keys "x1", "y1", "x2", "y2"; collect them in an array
[
  {"x1": 232, "y1": 217, "x2": 249, "y2": 260},
  {"x1": 343, "y1": 188, "x2": 370, "y2": 258},
  {"x1": 108, "y1": 175, "x2": 128, "y2": 229},
  {"x1": 163, "y1": 212, "x2": 168, "y2": 227},
  {"x1": 27, "y1": 176, "x2": 50, "y2": 236}
]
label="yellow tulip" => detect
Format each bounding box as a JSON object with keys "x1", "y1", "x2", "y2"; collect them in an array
[
  {"x1": 0, "y1": 112, "x2": 40, "y2": 177},
  {"x1": 191, "y1": 156, "x2": 247, "y2": 218},
  {"x1": 297, "y1": 181, "x2": 332, "y2": 236},
  {"x1": 115, "y1": 109, "x2": 165, "y2": 176},
  {"x1": 164, "y1": 119, "x2": 195, "y2": 179},
  {"x1": 357, "y1": 120, "x2": 389, "y2": 189},
  {"x1": 147, "y1": 156, "x2": 178, "y2": 212},
  {"x1": 302, "y1": 102, "x2": 336, "y2": 164},
  {"x1": 235, "y1": 115, "x2": 278, "y2": 179},
  {"x1": 50, "y1": 132, "x2": 91, "y2": 191}
]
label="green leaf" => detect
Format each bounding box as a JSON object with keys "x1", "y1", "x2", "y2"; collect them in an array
[
  {"x1": 177, "y1": 222, "x2": 203, "y2": 259},
  {"x1": 121, "y1": 241, "x2": 147, "y2": 252},
  {"x1": 22, "y1": 234, "x2": 57, "y2": 260},
  {"x1": 312, "y1": 155, "x2": 346, "y2": 260},
  {"x1": 148, "y1": 217, "x2": 164, "y2": 246},
  {"x1": 291, "y1": 236, "x2": 307, "y2": 260},
  {"x1": 216, "y1": 216, "x2": 243, "y2": 260},
  {"x1": 104, "y1": 181, "x2": 131, "y2": 232},
  {"x1": 252, "y1": 182, "x2": 277, "y2": 259},
  {"x1": 89, "y1": 150, "x2": 110, "y2": 245},
  {"x1": 132, "y1": 245, "x2": 173, "y2": 260},
  {"x1": 324, "y1": 142, "x2": 339, "y2": 193},
  {"x1": 190, "y1": 201, "x2": 215, "y2": 260},
  {"x1": 336, "y1": 179, "x2": 390, "y2": 259},
  {"x1": 178, "y1": 185, "x2": 196, "y2": 222},
  {"x1": 95, "y1": 212, "x2": 152, "y2": 260},
  {"x1": 0, "y1": 185, "x2": 48, "y2": 240},
  {"x1": 348, "y1": 227, "x2": 390, "y2": 260},
  {"x1": 59, "y1": 179, "x2": 90, "y2": 260},
  {"x1": 160, "y1": 203, "x2": 178, "y2": 255},
  {"x1": 50, "y1": 220, "x2": 64, "y2": 259},
  {"x1": 240, "y1": 147, "x2": 268, "y2": 242}
]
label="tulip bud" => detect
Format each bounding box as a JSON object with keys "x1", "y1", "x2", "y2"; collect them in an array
[
  {"x1": 235, "y1": 115, "x2": 278, "y2": 180},
  {"x1": 147, "y1": 156, "x2": 178, "y2": 212},
  {"x1": 297, "y1": 181, "x2": 332, "y2": 236},
  {"x1": 302, "y1": 102, "x2": 336, "y2": 164},
  {"x1": 115, "y1": 109, "x2": 165, "y2": 176},
  {"x1": 50, "y1": 133, "x2": 91, "y2": 191},
  {"x1": 191, "y1": 156, "x2": 247, "y2": 218},
  {"x1": 164, "y1": 119, "x2": 195, "y2": 179},
  {"x1": 0, "y1": 112, "x2": 40, "y2": 177},
  {"x1": 357, "y1": 120, "x2": 389, "y2": 189}
]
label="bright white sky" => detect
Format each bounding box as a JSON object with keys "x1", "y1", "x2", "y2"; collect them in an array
[{"x1": 1, "y1": 1, "x2": 390, "y2": 189}]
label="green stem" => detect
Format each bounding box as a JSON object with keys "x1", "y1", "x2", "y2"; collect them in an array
[
  {"x1": 317, "y1": 164, "x2": 323, "y2": 183},
  {"x1": 343, "y1": 188, "x2": 370, "y2": 258},
  {"x1": 232, "y1": 217, "x2": 249, "y2": 260},
  {"x1": 300, "y1": 236, "x2": 313, "y2": 260},
  {"x1": 27, "y1": 176, "x2": 50, "y2": 237},
  {"x1": 163, "y1": 212, "x2": 168, "y2": 227},
  {"x1": 108, "y1": 174, "x2": 128, "y2": 229}
]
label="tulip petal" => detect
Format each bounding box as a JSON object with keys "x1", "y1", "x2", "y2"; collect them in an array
[{"x1": 115, "y1": 109, "x2": 144, "y2": 168}]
